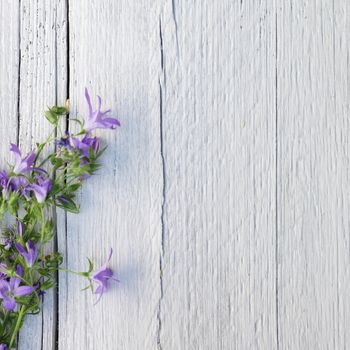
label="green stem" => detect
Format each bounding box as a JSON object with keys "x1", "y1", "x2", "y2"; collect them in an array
[
  {"x1": 9, "y1": 306, "x2": 26, "y2": 348},
  {"x1": 56, "y1": 267, "x2": 87, "y2": 277},
  {"x1": 39, "y1": 206, "x2": 45, "y2": 256}
]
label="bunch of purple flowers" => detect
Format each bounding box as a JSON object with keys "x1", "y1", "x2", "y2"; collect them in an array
[{"x1": 0, "y1": 89, "x2": 120, "y2": 349}]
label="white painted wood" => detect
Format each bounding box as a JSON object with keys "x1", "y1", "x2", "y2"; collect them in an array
[
  {"x1": 58, "y1": 1, "x2": 162, "y2": 349},
  {"x1": 277, "y1": 1, "x2": 350, "y2": 349},
  {"x1": 0, "y1": 1, "x2": 19, "y2": 165},
  {"x1": 16, "y1": 1, "x2": 67, "y2": 349},
  {"x1": 1, "y1": 0, "x2": 350, "y2": 349},
  {"x1": 159, "y1": 1, "x2": 277, "y2": 349}
]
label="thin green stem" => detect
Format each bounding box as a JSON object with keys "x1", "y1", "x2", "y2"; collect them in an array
[
  {"x1": 9, "y1": 305, "x2": 26, "y2": 348},
  {"x1": 39, "y1": 206, "x2": 46, "y2": 256}
]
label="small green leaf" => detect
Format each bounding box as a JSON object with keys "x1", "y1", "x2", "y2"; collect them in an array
[
  {"x1": 55, "y1": 196, "x2": 80, "y2": 214},
  {"x1": 50, "y1": 106, "x2": 67, "y2": 115},
  {"x1": 44, "y1": 110, "x2": 58, "y2": 125}
]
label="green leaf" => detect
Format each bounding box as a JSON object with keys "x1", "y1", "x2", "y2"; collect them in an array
[
  {"x1": 8, "y1": 192, "x2": 19, "y2": 216},
  {"x1": 40, "y1": 279, "x2": 56, "y2": 290},
  {"x1": 55, "y1": 196, "x2": 80, "y2": 213},
  {"x1": 44, "y1": 110, "x2": 58, "y2": 125},
  {"x1": 50, "y1": 106, "x2": 67, "y2": 115}
]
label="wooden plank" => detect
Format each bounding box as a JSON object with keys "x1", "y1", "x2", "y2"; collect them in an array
[
  {"x1": 58, "y1": 1, "x2": 162, "y2": 349},
  {"x1": 333, "y1": 1, "x2": 350, "y2": 347},
  {"x1": 16, "y1": 1, "x2": 67, "y2": 349},
  {"x1": 159, "y1": 1, "x2": 277, "y2": 349},
  {"x1": 0, "y1": 0, "x2": 19, "y2": 165},
  {"x1": 277, "y1": 1, "x2": 350, "y2": 348}
]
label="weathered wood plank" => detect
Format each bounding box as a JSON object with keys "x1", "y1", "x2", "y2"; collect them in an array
[
  {"x1": 16, "y1": 1, "x2": 67, "y2": 349},
  {"x1": 159, "y1": 1, "x2": 277, "y2": 349},
  {"x1": 333, "y1": 1, "x2": 350, "y2": 347},
  {"x1": 0, "y1": 1, "x2": 19, "y2": 165},
  {"x1": 277, "y1": 1, "x2": 350, "y2": 348},
  {"x1": 58, "y1": 1, "x2": 162, "y2": 349}
]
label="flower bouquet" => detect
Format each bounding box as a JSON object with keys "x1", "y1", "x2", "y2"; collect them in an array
[{"x1": 0, "y1": 89, "x2": 119, "y2": 349}]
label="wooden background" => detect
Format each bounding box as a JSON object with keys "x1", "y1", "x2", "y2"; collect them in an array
[{"x1": 0, "y1": 0, "x2": 349, "y2": 349}]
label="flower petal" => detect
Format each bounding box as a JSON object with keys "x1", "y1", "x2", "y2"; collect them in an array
[
  {"x1": 15, "y1": 285, "x2": 33, "y2": 297},
  {"x1": 85, "y1": 88, "x2": 93, "y2": 115},
  {"x1": 3, "y1": 296, "x2": 16, "y2": 311}
]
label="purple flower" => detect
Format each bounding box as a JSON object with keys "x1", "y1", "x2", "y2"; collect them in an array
[
  {"x1": 91, "y1": 248, "x2": 118, "y2": 304},
  {"x1": 72, "y1": 134, "x2": 100, "y2": 157},
  {"x1": 31, "y1": 176, "x2": 52, "y2": 203},
  {"x1": 0, "y1": 344, "x2": 8, "y2": 350},
  {"x1": 15, "y1": 240, "x2": 39, "y2": 267},
  {"x1": 10, "y1": 176, "x2": 31, "y2": 199},
  {"x1": 10, "y1": 143, "x2": 36, "y2": 174},
  {"x1": 0, "y1": 171, "x2": 9, "y2": 189},
  {"x1": 84, "y1": 88, "x2": 120, "y2": 131},
  {"x1": 0, "y1": 265, "x2": 33, "y2": 311}
]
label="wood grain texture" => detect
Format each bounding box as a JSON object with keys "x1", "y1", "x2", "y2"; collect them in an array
[
  {"x1": 159, "y1": 1, "x2": 277, "y2": 349},
  {"x1": 0, "y1": 0, "x2": 19, "y2": 165},
  {"x1": 0, "y1": 0, "x2": 349, "y2": 349},
  {"x1": 277, "y1": 1, "x2": 350, "y2": 348},
  {"x1": 58, "y1": 1, "x2": 162, "y2": 349},
  {"x1": 16, "y1": 1, "x2": 67, "y2": 349}
]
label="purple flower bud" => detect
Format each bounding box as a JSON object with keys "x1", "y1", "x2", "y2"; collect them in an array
[
  {"x1": 10, "y1": 143, "x2": 36, "y2": 174},
  {"x1": 15, "y1": 240, "x2": 39, "y2": 267},
  {"x1": 84, "y1": 89, "x2": 120, "y2": 132},
  {"x1": 31, "y1": 176, "x2": 52, "y2": 203},
  {"x1": 0, "y1": 343, "x2": 8, "y2": 350}
]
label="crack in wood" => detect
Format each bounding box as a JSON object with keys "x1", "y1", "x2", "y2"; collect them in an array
[{"x1": 156, "y1": 15, "x2": 166, "y2": 350}]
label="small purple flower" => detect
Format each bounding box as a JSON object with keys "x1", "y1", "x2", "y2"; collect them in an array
[
  {"x1": 0, "y1": 265, "x2": 33, "y2": 311},
  {"x1": 91, "y1": 248, "x2": 118, "y2": 304},
  {"x1": 10, "y1": 143, "x2": 36, "y2": 174},
  {"x1": 84, "y1": 88, "x2": 120, "y2": 131},
  {"x1": 10, "y1": 176, "x2": 31, "y2": 199},
  {"x1": 72, "y1": 134, "x2": 100, "y2": 157},
  {"x1": 0, "y1": 343, "x2": 8, "y2": 350},
  {"x1": 15, "y1": 240, "x2": 39, "y2": 267},
  {"x1": 31, "y1": 176, "x2": 52, "y2": 203}
]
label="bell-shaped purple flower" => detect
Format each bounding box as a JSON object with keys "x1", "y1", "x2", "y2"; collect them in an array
[
  {"x1": 0, "y1": 343, "x2": 8, "y2": 350},
  {"x1": 31, "y1": 176, "x2": 52, "y2": 203},
  {"x1": 10, "y1": 143, "x2": 36, "y2": 174},
  {"x1": 72, "y1": 134, "x2": 100, "y2": 157},
  {"x1": 15, "y1": 240, "x2": 39, "y2": 267},
  {"x1": 91, "y1": 248, "x2": 117, "y2": 304},
  {"x1": 84, "y1": 88, "x2": 120, "y2": 131},
  {"x1": 0, "y1": 265, "x2": 34, "y2": 311},
  {"x1": 10, "y1": 176, "x2": 31, "y2": 199}
]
